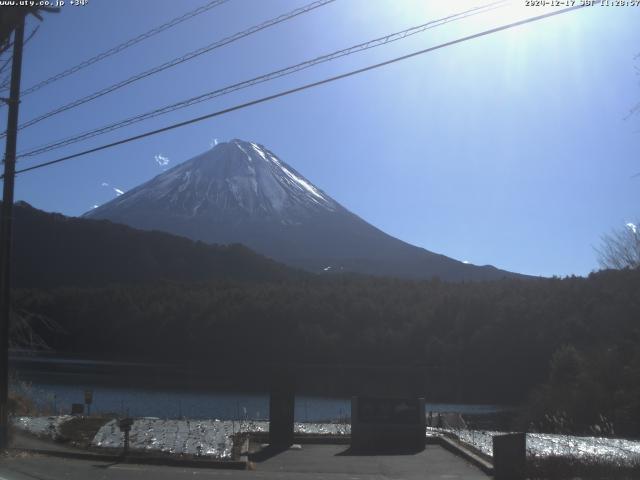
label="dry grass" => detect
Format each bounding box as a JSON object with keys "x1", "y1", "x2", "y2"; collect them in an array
[
  {"x1": 57, "y1": 416, "x2": 113, "y2": 449},
  {"x1": 7, "y1": 391, "x2": 38, "y2": 416}
]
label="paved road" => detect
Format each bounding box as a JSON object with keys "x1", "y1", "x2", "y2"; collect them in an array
[{"x1": 0, "y1": 445, "x2": 488, "y2": 479}]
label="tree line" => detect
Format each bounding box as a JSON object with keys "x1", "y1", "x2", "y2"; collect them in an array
[{"x1": 11, "y1": 267, "x2": 640, "y2": 436}]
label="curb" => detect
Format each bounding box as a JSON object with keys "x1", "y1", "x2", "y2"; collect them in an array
[
  {"x1": 9, "y1": 447, "x2": 248, "y2": 470},
  {"x1": 433, "y1": 436, "x2": 494, "y2": 475}
]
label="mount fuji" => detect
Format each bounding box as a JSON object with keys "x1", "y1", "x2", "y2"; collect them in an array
[{"x1": 84, "y1": 139, "x2": 520, "y2": 281}]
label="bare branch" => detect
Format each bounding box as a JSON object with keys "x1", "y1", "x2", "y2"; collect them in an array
[{"x1": 596, "y1": 222, "x2": 640, "y2": 270}]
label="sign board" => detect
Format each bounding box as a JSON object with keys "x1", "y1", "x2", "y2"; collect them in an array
[
  {"x1": 84, "y1": 389, "x2": 93, "y2": 405},
  {"x1": 71, "y1": 403, "x2": 84, "y2": 415},
  {"x1": 119, "y1": 417, "x2": 134, "y2": 455}
]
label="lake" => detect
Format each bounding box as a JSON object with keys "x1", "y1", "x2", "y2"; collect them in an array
[{"x1": 10, "y1": 355, "x2": 505, "y2": 421}]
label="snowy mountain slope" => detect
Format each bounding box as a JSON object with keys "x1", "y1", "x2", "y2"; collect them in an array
[{"x1": 85, "y1": 139, "x2": 521, "y2": 281}]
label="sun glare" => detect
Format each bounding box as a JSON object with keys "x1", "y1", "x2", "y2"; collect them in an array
[
  {"x1": 489, "y1": 1, "x2": 559, "y2": 27},
  {"x1": 398, "y1": 1, "x2": 568, "y2": 29}
]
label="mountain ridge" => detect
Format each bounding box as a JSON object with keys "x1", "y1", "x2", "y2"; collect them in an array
[
  {"x1": 11, "y1": 201, "x2": 304, "y2": 289},
  {"x1": 85, "y1": 139, "x2": 524, "y2": 281}
]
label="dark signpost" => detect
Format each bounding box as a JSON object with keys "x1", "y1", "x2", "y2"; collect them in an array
[
  {"x1": 119, "y1": 417, "x2": 134, "y2": 456},
  {"x1": 84, "y1": 389, "x2": 93, "y2": 416},
  {"x1": 71, "y1": 403, "x2": 84, "y2": 415}
]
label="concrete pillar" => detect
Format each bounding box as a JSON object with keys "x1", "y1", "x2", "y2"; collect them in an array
[{"x1": 269, "y1": 389, "x2": 295, "y2": 446}]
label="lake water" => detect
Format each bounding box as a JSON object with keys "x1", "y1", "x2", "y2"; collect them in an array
[
  {"x1": 10, "y1": 355, "x2": 505, "y2": 421},
  {"x1": 12, "y1": 379, "x2": 503, "y2": 421}
]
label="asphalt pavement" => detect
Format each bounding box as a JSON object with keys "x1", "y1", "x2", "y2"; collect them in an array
[{"x1": 0, "y1": 444, "x2": 488, "y2": 479}]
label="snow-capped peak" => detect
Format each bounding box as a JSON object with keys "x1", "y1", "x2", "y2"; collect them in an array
[
  {"x1": 219, "y1": 139, "x2": 335, "y2": 212},
  {"x1": 82, "y1": 138, "x2": 521, "y2": 282},
  {"x1": 87, "y1": 139, "x2": 336, "y2": 222}
]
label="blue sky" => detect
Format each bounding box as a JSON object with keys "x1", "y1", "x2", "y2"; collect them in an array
[{"x1": 3, "y1": 0, "x2": 639, "y2": 277}]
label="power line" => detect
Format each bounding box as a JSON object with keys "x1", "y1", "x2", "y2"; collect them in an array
[
  {"x1": 0, "y1": 52, "x2": 14, "y2": 78},
  {"x1": 16, "y1": 0, "x2": 506, "y2": 159},
  {"x1": 1, "y1": 0, "x2": 229, "y2": 97},
  {"x1": 2, "y1": 0, "x2": 336, "y2": 136},
  {"x1": 0, "y1": 26, "x2": 38, "y2": 91},
  {"x1": 10, "y1": 3, "x2": 594, "y2": 177},
  {"x1": 0, "y1": 25, "x2": 37, "y2": 75}
]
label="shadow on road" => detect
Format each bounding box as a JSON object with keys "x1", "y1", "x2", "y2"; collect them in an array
[
  {"x1": 335, "y1": 445, "x2": 425, "y2": 456},
  {"x1": 248, "y1": 444, "x2": 290, "y2": 463}
]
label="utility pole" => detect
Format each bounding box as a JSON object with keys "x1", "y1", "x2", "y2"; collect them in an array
[{"x1": 0, "y1": 13, "x2": 25, "y2": 450}]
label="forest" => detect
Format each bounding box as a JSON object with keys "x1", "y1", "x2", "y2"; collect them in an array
[
  {"x1": 11, "y1": 266, "x2": 640, "y2": 437},
  {"x1": 10, "y1": 201, "x2": 304, "y2": 288}
]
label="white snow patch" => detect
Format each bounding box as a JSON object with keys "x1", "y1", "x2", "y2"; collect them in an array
[
  {"x1": 234, "y1": 142, "x2": 252, "y2": 162},
  {"x1": 91, "y1": 419, "x2": 350, "y2": 459},
  {"x1": 626, "y1": 222, "x2": 637, "y2": 234},
  {"x1": 12, "y1": 416, "x2": 73, "y2": 440},
  {"x1": 92, "y1": 418, "x2": 234, "y2": 459},
  {"x1": 256, "y1": 174, "x2": 286, "y2": 211},
  {"x1": 268, "y1": 154, "x2": 327, "y2": 202},
  {"x1": 443, "y1": 428, "x2": 640, "y2": 466},
  {"x1": 93, "y1": 205, "x2": 99, "y2": 209},
  {"x1": 250, "y1": 143, "x2": 269, "y2": 162},
  {"x1": 113, "y1": 188, "x2": 124, "y2": 196}
]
